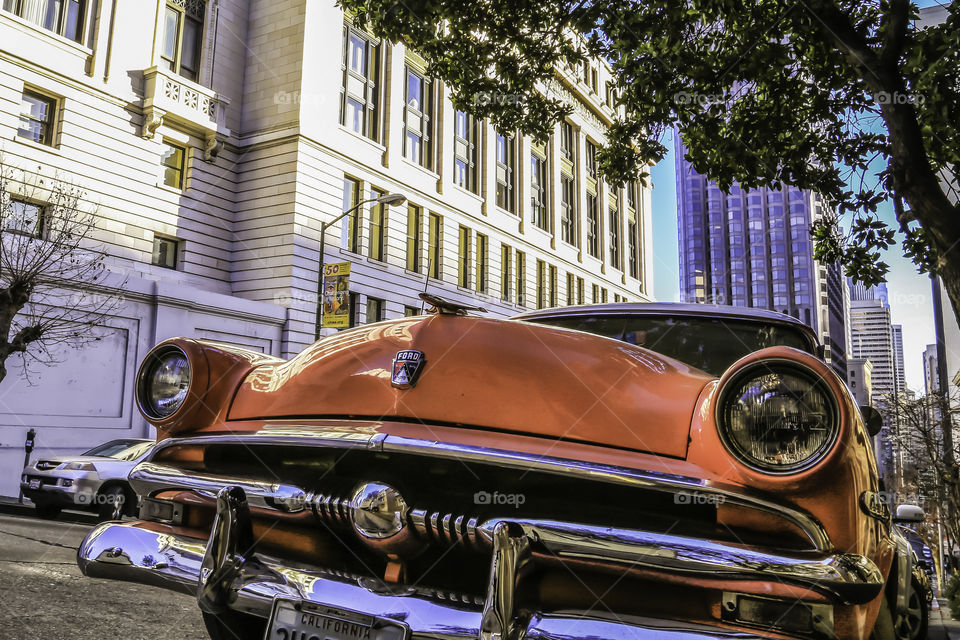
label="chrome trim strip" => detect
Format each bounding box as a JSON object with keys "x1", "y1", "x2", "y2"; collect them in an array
[
  {"x1": 129, "y1": 462, "x2": 309, "y2": 513},
  {"x1": 77, "y1": 522, "x2": 769, "y2": 640},
  {"x1": 143, "y1": 429, "x2": 831, "y2": 552},
  {"x1": 476, "y1": 519, "x2": 882, "y2": 606}
]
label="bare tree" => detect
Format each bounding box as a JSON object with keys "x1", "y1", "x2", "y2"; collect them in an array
[
  {"x1": 883, "y1": 391, "x2": 960, "y2": 571},
  {"x1": 0, "y1": 161, "x2": 122, "y2": 384}
]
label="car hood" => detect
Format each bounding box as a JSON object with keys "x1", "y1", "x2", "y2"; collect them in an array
[
  {"x1": 34, "y1": 455, "x2": 110, "y2": 466},
  {"x1": 228, "y1": 315, "x2": 713, "y2": 458}
]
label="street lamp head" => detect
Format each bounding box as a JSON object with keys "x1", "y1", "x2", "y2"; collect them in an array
[{"x1": 376, "y1": 193, "x2": 407, "y2": 206}]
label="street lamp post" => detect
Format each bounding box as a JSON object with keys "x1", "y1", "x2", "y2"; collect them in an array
[{"x1": 314, "y1": 192, "x2": 407, "y2": 340}]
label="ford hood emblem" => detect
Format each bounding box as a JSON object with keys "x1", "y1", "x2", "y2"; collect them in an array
[{"x1": 391, "y1": 350, "x2": 425, "y2": 388}]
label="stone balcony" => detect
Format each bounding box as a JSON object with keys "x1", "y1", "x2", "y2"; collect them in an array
[{"x1": 141, "y1": 66, "x2": 231, "y2": 161}]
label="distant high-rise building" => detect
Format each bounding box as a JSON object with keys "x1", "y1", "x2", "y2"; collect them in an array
[
  {"x1": 892, "y1": 325, "x2": 905, "y2": 394},
  {"x1": 850, "y1": 282, "x2": 889, "y2": 306},
  {"x1": 849, "y1": 297, "x2": 899, "y2": 483},
  {"x1": 849, "y1": 299, "x2": 896, "y2": 402},
  {"x1": 923, "y1": 343, "x2": 940, "y2": 396},
  {"x1": 847, "y1": 358, "x2": 873, "y2": 407},
  {"x1": 675, "y1": 134, "x2": 849, "y2": 376}
]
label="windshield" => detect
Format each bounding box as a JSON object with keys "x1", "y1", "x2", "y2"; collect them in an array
[
  {"x1": 82, "y1": 440, "x2": 153, "y2": 461},
  {"x1": 528, "y1": 315, "x2": 815, "y2": 377}
]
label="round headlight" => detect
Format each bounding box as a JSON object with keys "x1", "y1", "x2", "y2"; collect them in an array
[
  {"x1": 138, "y1": 346, "x2": 192, "y2": 419},
  {"x1": 717, "y1": 362, "x2": 839, "y2": 474}
]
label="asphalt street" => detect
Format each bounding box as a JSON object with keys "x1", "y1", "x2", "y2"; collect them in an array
[{"x1": 0, "y1": 511, "x2": 206, "y2": 640}]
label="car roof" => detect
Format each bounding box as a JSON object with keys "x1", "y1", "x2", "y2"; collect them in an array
[{"x1": 514, "y1": 302, "x2": 819, "y2": 341}]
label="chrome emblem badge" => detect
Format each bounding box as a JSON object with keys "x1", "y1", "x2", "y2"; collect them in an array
[{"x1": 391, "y1": 350, "x2": 425, "y2": 388}]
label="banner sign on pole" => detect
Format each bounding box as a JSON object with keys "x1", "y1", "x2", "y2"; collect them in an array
[{"x1": 322, "y1": 262, "x2": 352, "y2": 328}]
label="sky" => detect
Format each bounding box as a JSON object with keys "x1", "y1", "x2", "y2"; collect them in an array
[{"x1": 649, "y1": 130, "x2": 938, "y2": 394}]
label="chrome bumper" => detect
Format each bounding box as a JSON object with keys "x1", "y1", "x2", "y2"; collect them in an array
[{"x1": 78, "y1": 520, "x2": 762, "y2": 640}]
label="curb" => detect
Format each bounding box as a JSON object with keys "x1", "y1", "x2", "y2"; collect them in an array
[{"x1": 0, "y1": 495, "x2": 98, "y2": 525}]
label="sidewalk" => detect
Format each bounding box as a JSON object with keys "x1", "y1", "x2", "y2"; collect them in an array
[
  {"x1": 0, "y1": 495, "x2": 97, "y2": 524},
  {"x1": 932, "y1": 599, "x2": 960, "y2": 640}
]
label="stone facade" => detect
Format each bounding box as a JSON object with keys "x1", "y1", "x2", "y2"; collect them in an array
[{"x1": 0, "y1": 0, "x2": 653, "y2": 495}]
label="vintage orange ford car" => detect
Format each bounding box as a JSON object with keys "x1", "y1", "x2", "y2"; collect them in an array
[{"x1": 77, "y1": 298, "x2": 924, "y2": 640}]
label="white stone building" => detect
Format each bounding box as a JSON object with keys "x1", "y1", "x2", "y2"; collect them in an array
[{"x1": 0, "y1": 0, "x2": 653, "y2": 495}]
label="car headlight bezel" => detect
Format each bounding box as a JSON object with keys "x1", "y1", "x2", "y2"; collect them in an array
[
  {"x1": 716, "y1": 359, "x2": 841, "y2": 475},
  {"x1": 137, "y1": 344, "x2": 193, "y2": 420}
]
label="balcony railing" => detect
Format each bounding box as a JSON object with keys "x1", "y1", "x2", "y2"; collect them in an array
[{"x1": 142, "y1": 66, "x2": 231, "y2": 160}]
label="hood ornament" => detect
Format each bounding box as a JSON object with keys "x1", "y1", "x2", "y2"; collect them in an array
[
  {"x1": 392, "y1": 350, "x2": 425, "y2": 388},
  {"x1": 419, "y1": 292, "x2": 486, "y2": 316}
]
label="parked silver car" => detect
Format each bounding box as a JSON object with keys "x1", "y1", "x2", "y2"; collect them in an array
[{"x1": 21, "y1": 438, "x2": 154, "y2": 521}]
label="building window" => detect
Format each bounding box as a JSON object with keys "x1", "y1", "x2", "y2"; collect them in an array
[
  {"x1": 458, "y1": 226, "x2": 472, "y2": 288},
  {"x1": 536, "y1": 259, "x2": 547, "y2": 309},
  {"x1": 348, "y1": 292, "x2": 360, "y2": 328},
  {"x1": 516, "y1": 250, "x2": 526, "y2": 307},
  {"x1": 4, "y1": 0, "x2": 86, "y2": 42},
  {"x1": 530, "y1": 148, "x2": 548, "y2": 230},
  {"x1": 404, "y1": 67, "x2": 433, "y2": 168},
  {"x1": 454, "y1": 110, "x2": 479, "y2": 193},
  {"x1": 495, "y1": 131, "x2": 515, "y2": 212},
  {"x1": 605, "y1": 83, "x2": 617, "y2": 107},
  {"x1": 501, "y1": 244, "x2": 512, "y2": 302},
  {"x1": 6, "y1": 200, "x2": 44, "y2": 237},
  {"x1": 586, "y1": 193, "x2": 599, "y2": 258},
  {"x1": 609, "y1": 190, "x2": 621, "y2": 270},
  {"x1": 626, "y1": 182, "x2": 639, "y2": 279},
  {"x1": 152, "y1": 236, "x2": 179, "y2": 269},
  {"x1": 566, "y1": 273, "x2": 575, "y2": 306},
  {"x1": 366, "y1": 297, "x2": 384, "y2": 323},
  {"x1": 601, "y1": 288, "x2": 608, "y2": 303},
  {"x1": 342, "y1": 177, "x2": 361, "y2": 252},
  {"x1": 476, "y1": 233, "x2": 488, "y2": 294},
  {"x1": 427, "y1": 212, "x2": 441, "y2": 278},
  {"x1": 592, "y1": 283, "x2": 599, "y2": 303},
  {"x1": 18, "y1": 90, "x2": 56, "y2": 146},
  {"x1": 577, "y1": 277, "x2": 584, "y2": 305},
  {"x1": 585, "y1": 141, "x2": 597, "y2": 180},
  {"x1": 406, "y1": 204, "x2": 421, "y2": 273},
  {"x1": 161, "y1": 143, "x2": 186, "y2": 189},
  {"x1": 368, "y1": 189, "x2": 386, "y2": 261},
  {"x1": 559, "y1": 121, "x2": 574, "y2": 161},
  {"x1": 404, "y1": 305, "x2": 419, "y2": 317},
  {"x1": 549, "y1": 265, "x2": 557, "y2": 308},
  {"x1": 341, "y1": 23, "x2": 380, "y2": 140},
  {"x1": 162, "y1": 0, "x2": 205, "y2": 82},
  {"x1": 560, "y1": 176, "x2": 576, "y2": 246}
]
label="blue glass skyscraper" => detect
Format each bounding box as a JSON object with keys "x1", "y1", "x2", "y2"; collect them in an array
[{"x1": 675, "y1": 134, "x2": 850, "y2": 376}]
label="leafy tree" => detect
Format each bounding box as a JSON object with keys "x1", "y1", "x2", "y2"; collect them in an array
[
  {"x1": 340, "y1": 0, "x2": 960, "y2": 323},
  {"x1": 0, "y1": 161, "x2": 120, "y2": 383}
]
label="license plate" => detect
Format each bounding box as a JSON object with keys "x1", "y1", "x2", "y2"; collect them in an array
[
  {"x1": 264, "y1": 600, "x2": 408, "y2": 640},
  {"x1": 28, "y1": 479, "x2": 40, "y2": 490}
]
